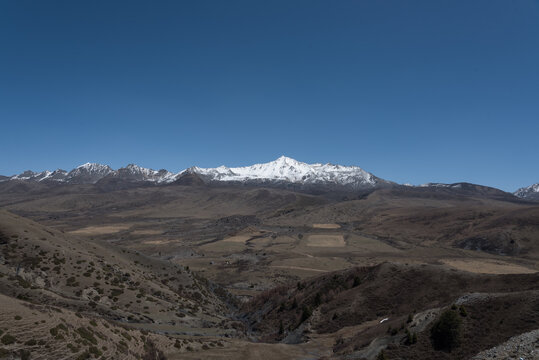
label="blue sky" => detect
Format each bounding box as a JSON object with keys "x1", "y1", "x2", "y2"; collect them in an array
[{"x1": 1, "y1": 1, "x2": 538, "y2": 191}]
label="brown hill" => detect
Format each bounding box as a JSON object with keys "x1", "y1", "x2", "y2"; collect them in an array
[
  {"x1": 241, "y1": 262, "x2": 539, "y2": 359},
  {"x1": 0, "y1": 210, "x2": 242, "y2": 357}
]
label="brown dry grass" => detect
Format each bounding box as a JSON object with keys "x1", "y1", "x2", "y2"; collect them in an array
[
  {"x1": 441, "y1": 259, "x2": 538, "y2": 274},
  {"x1": 312, "y1": 223, "x2": 341, "y2": 229},
  {"x1": 306, "y1": 234, "x2": 345, "y2": 247},
  {"x1": 222, "y1": 235, "x2": 252, "y2": 243},
  {"x1": 131, "y1": 229, "x2": 163, "y2": 235},
  {"x1": 69, "y1": 224, "x2": 131, "y2": 235}
]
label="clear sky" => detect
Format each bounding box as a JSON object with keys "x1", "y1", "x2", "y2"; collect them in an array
[{"x1": 1, "y1": 1, "x2": 538, "y2": 191}]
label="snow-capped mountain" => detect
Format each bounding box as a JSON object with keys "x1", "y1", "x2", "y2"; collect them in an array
[
  {"x1": 64, "y1": 163, "x2": 114, "y2": 184},
  {"x1": 514, "y1": 183, "x2": 539, "y2": 201},
  {"x1": 4, "y1": 157, "x2": 534, "y2": 195},
  {"x1": 189, "y1": 156, "x2": 388, "y2": 189},
  {"x1": 8, "y1": 169, "x2": 68, "y2": 182},
  {"x1": 3, "y1": 163, "x2": 176, "y2": 185},
  {"x1": 1, "y1": 156, "x2": 388, "y2": 189},
  {"x1": 112, "y1": 164, "x2": 176, "y2": 183}
]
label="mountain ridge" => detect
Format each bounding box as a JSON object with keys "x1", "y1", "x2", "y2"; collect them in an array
[
  {"x1": 1, "y1": 157, "x2": 536, "y2": 197},
  {"x1": 1, "y1": 156, "x2": 388, "y2": 190}
]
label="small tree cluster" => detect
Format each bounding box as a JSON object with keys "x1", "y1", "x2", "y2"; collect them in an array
[{"x1": 430, "y1": 309, "x2": 462, "y2": 351}]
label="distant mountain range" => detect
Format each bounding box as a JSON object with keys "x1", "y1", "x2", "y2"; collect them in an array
[{"x1": 1, "y1": 156, "x2": 537, "y2": 200}]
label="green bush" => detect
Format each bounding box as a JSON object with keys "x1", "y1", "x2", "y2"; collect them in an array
[
  {"x1": 431, "y1": 309, "x2": 462, "y2": 351},
  {"x1": 24, "y1": 339, "x2": 37, "y2": 346}
]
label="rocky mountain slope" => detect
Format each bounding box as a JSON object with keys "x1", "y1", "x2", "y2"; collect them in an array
[{"x1": 241, "y1": 263, "x2": 539, "y2": 359}]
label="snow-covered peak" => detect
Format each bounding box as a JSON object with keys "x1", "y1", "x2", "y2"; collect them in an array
[
  {"x1": 116, "y1": 164, "x2": 176, "y2": 183},
  {"x1": 192, "y1": 156, "x2": 381, "y2": 188},
  {"x1": 123, "y1": 164, "x2": 156, "y2": 176},
  {"x1": 514, "y1": 183, "x2": 539, "y2": 200},
  {"x1": 65, "y1": 163, "x2": 114, "y2": 184},
  {"x1": 73, "y1": 163, "x2": 113, "y2": 173}
]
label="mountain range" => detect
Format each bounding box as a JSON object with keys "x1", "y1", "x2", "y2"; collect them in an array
[{"x1": 1, "y1": 156, "x2": 537, "y2": 200}]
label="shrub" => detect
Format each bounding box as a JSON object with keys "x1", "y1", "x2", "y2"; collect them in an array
[
  {"x1": 88, "y1": 346, "x2": 102, "y2": 357},
  {"x1": 405, "y1": 329, "x2": 417, "y2": 345},
  {"x1": 121, "y1": 332, "x2": 132, "y2": 341},
  {"x1": 19, "y1": 349, "x2": 31, "y2": 360},
  {"x1": 67, "y1": 343, "x2": 80, "y2": 353},
  {"x1": 1, "y1": 334, "x2": 16, "y2": 345},
  {"x1": 75, "y1": 327, "x2": 97, "y2": 345},
  {"x1": 431, "y1": 309, "x2": 462, "y2": 351}
]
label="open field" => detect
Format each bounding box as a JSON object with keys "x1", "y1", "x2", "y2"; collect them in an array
[
  {"x1": 441, "y1": 258, "x2": 538, "y2": 274},
  {"x1": 69, "y1": 224, "x2": 132, "y2": 235},
  {"x1": 305, "y1": 234, "x2": 346, "y2": 247}
]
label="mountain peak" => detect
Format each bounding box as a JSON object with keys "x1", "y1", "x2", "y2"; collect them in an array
[
  {"x1": 72, "y1": 163, "x2": 112, "y2": 173},
  {"x1": 514, "y1": 183, "x2": 539, "y2": 201},
  {"x1": 191, "y1": 157, "x2": 383, "y2": 189},
  {"x1": 274, "y1": 155, "x2": 297, "y2": 163}
]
